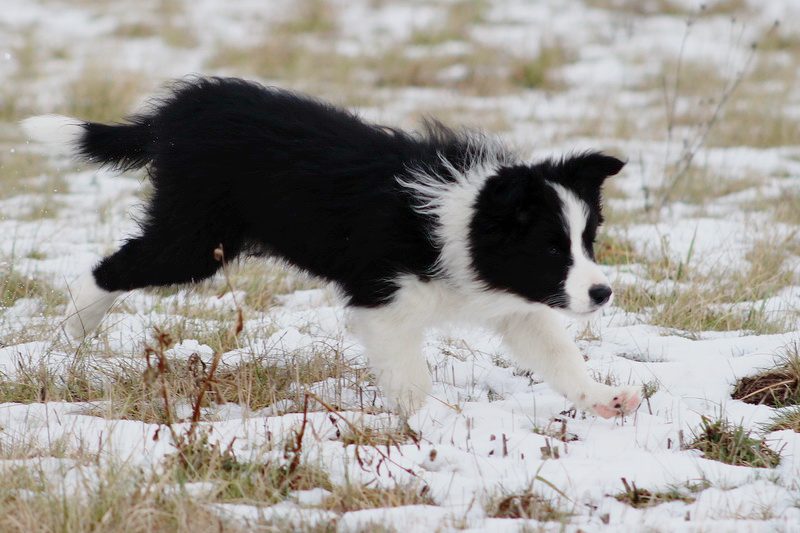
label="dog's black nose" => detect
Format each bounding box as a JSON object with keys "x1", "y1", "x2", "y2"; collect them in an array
[{"x1": 589, "y1": 284, "x2": 612, "y2": 306}]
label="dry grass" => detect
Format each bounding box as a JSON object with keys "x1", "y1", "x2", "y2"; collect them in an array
[
  {"x1": 369, "y1": 41, "x2": 573, "y2": 95},
  {"x1": 230, "y1": 261, "x2": 321, "y2": 310},
  {"x1": 0, "y1": 150, "x2": 67, "y2": 198},
  {"x1": 0, "y1": 428, "x2": 239, "y2": 531},
  {"x1": 612, "y1": 234, "x2": 794, "y2": 337},
  {"x1": 709, "y1": 98, "x2": 800, "y2": 149},
  {"x1": 733, "y1": 344, "x2": 800, "y2": 408},
  {"x1": 214, "y1": 351, "x2": 365, "y2": 414},
  {"x1": 410, "y1": 0, "x2": 487, "y2": 45},
  {"x1": 206, "y1": 0, "x2": 352, "y2": 94},
  {"x1": 210, "y1": 38, "x2": 572, "y2": 97},
  {"x1": 60, "y1": 64, "x2": 149, "y2": 123},
  {"x1": 85, "y1": 332, "x2": 361, "y2": 420},
  {"x1": 654, "y1": 165, "x2": 762, "y2": 205},
  {"x1": 586, "y1": 0, "x2": 749, "y2": 17},
  {"x1": 757, "y1": 24, "x2": 800, "y2": 52},
  {"x1": 767, "y1": 407, "x2": 800, "y2": 433},
  {"x1": 112, "y1": 0, "x2": 198, "y2": 49},
  {"x1": 279, "y1": 0, "x2": 339, "y2": 36},
  {"x1": 208, "y1": 0, "x2": 571, "y2": 98},
  {"x1": 0, "y1": 261, "x2": 66, "y2": 313},
  {"x1": 566, "y1": 103, "x2": 650, "y2": 142},
  {"x1": 408, "y1": 105, "x2": 511, "y2": 133},
  {"x1": 747, "y1": 190, "x2": 800, "y2": 226},
  {"x1": 0, "y1": 465, "x2": 240, "y2": 533},
  {"x1": 613, "y1": 477, "x2": 709, "y2": 509},
  {"x1": 595, "y1": 234, "x2": 644, "y2": 266},
  {"x1": 0, "y1": 88, "x2": 30, "y2": 124},
  {"x1": 486, "y1": 490, "x2": 572, "y2": 522},
  {"x1": 736, "y1": 237, "x2": 797, "y2": 301},
  {"x1": 0, "y1": 319, "x2": 422, "y2": 530},
  {"x1": 321, "y1": 483, "x2": 436, "y2": 513},
  {"x1": 615, "y1": 282, "x2": 787, "y2": 338}
]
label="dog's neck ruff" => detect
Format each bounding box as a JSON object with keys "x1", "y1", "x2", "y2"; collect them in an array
[{"x1": 398, "y1": 149, "x2": 517, "y2": 294}]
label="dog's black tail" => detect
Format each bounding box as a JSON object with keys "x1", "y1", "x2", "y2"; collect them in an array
[{"x1": 20, "y1": 114, "x2": 153, "y2": 172}]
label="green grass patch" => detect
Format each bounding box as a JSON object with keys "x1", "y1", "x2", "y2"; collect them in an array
[{"x1": 687, "y1": 416, "x2": 781, "y2": 468}]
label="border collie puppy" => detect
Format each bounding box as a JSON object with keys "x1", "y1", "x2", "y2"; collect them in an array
[{"x1": 22, "y1": 76, "x2": 640, "y2": 418}]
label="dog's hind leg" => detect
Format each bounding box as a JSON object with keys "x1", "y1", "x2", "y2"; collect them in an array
[
  {"x1": 350, "y1": 307, "x2": 432, "y2": 416},
  {"x1": 64, "y1": 273, "x2": 125, "y2": 340},
  {"x1": 65, "y1": 221, "x2": 243, "y2": 340}
]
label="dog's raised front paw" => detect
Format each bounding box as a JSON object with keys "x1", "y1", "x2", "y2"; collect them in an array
[
  {"x1": 573, "y1": 384, "x2": 641, "y2": 419},
  {"x1": 590, "y1": 385, "x2": 641, "y2": 419}
]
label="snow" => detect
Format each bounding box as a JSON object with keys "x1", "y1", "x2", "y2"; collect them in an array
[{"x1": 2, "y1": 0, "x2": 800, "y2": 531}]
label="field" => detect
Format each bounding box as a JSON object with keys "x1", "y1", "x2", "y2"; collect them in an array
[{"x1": 2, "y1": 0, "x2": 800, "y2": 531}]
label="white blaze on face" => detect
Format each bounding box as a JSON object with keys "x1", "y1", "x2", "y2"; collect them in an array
[{"x1": 551, "y1": 183, "x2": 611, "y2": 315}]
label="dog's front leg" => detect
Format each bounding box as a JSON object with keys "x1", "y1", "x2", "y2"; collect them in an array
[
  {"x1": 350, "y1": 308, "x2": 432, "y2": 415},
  {"x1": 492, "y1": 309, "x2": 640, "y2": 418}
]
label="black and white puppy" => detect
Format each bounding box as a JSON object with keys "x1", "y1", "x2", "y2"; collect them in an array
[{"x1": 22, "y1": 76, "x2": 640, "y2": 418}]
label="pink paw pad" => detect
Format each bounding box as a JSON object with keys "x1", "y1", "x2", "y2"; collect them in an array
[{"x1": 592, "y1": 392, "x2": 641, "y2": 419}]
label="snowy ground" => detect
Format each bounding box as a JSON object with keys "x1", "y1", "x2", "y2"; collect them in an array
[{"x1": 2, "y1": 0, "x2": 800, "y2": 531}]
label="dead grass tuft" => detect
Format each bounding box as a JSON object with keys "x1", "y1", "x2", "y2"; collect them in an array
[
  {"x1": 733, "y1": 344, "x2": 800, "y2": 407},
  {"x1": 613, "y1": 477, "x2": 709, "y2": 509},
  {"x1": 766, "y1": 407, "x2": 800, "y2": 433},
  {"x1": 322, "y1": 483, "x2": 436, "y2": 513},
  {"x1": 487, "y1": 491, "x2": 572, "y2": 521},
  {"x1": 214, "y1": 351, "x2": 363, "y2": 414}
]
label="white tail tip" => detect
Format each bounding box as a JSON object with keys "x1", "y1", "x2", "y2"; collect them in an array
[{"x1": 19, "y1": 114, "x2": 85, "y2": 153}]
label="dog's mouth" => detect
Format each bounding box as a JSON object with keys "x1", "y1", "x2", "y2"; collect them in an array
[
  {"x1": 558, "y1": 307, "x2": 600, "y2": 320},
  {"x1": 557, "y1": 299, "x2": 613, "y2": 319}
]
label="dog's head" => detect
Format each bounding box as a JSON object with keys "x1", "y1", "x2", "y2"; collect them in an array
[{"x1": 469, "y1": 152, "x2": 624, "y2": 317}]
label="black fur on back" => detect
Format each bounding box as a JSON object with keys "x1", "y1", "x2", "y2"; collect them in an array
[{"x1": 81, "y1": 77, "x2": 509, "y2": 307}]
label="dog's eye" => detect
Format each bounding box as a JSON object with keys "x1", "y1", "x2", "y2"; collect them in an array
[{"x1": 547, "y1": 246, "x2": 562, "y2": 256}]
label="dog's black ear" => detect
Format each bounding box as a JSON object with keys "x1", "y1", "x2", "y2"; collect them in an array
[
  {"x1": 562, "y1": 152, "x2": 625, "y2": 185},
  {"x1": 473, "y1": 166, "x2": 542, "y2": 234}
]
